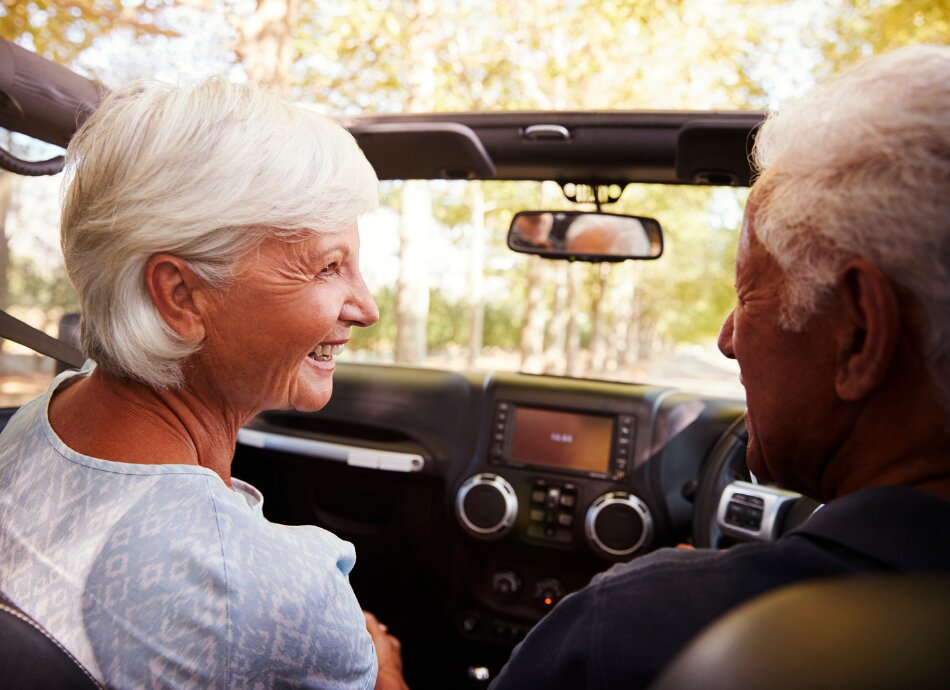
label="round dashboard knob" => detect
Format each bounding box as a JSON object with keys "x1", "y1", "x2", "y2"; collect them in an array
[
  {"x1": 456, "y1": 473, "x2": 518, "y2": 539},
  {"x1": 585, "y1": 491, "x2": 653, "y2": 558}
]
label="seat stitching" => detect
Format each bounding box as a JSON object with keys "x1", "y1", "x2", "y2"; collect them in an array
[{"x1": 0, "y1": 602, "x2": 104, "y2": 689}]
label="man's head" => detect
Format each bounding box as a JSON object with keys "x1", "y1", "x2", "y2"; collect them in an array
[{"x1": 718, "y1": 46, "x2": 950, "y2": 501}]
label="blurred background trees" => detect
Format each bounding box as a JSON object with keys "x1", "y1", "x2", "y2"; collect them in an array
[{"x1": 1, "y1": 0, "x2": 946, "y2": 398}]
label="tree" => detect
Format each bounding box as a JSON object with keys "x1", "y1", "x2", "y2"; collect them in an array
[
  {"x1": 233, "y1": 0, "x2": 298, "y2": 95},
  {"x1": 0, "y1": 1, "x2": 172, "y2": 64},
  {"x1": 818, "y1": 0, "x2": 949, "y2": 74},
  {"x1": 466, "y1": 181, "x2": 486, "y2": 366}
]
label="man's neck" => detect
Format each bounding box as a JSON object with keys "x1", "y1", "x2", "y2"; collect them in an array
[
  {"x1": 819, "y1": 381, "x2": 950, "y2": 502},
  {"x1": 48, "y1": 369, "x2": 244, "y2": 488}
]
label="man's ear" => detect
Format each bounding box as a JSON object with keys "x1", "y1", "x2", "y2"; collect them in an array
[
  {"x1": 144, "y1": 254, "x2": 207, "y2": 343},
  {"x1": 834, "y1": 259, "x2": 899, "y2": 401}
]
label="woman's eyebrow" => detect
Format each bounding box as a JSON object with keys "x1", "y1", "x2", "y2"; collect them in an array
[{"x1": 291, "y1": 239, "x2": 350, "y2": 266}]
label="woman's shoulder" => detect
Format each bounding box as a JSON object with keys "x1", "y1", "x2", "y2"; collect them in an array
[{"x1": 210, "y1": 481, "x2": 358, "y2": 581}]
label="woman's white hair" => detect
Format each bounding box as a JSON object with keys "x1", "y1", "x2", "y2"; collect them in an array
[
  {"x1": 750, "y1": 45, "x2": 950, "y2": 407},
  {"x1": 61, "y1": 77, "x2": 378, "y2": 388}
]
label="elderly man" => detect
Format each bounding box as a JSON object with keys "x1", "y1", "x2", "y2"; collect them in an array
[{"x1": 491, "y1": 45, "x2": 950, "y2": 690}]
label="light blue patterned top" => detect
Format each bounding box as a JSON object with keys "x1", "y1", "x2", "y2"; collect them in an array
[{"x1": 0, "y1": 368, "x2": 377, "y2": 689}]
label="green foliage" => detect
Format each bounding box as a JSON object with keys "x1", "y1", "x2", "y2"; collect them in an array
[
  {"x1": 348, "y1": 286, "x2": 397, "y2": 352},
  {"x1": 0, "y1": 1, "x2": 174, "y2": 64},
  {"x1": 8, "y1": 255, "x2": 79, "y2": 315},
  {"x1": 483, "y1": 300, "x2": 522, "y2": 350},
  {"x1": 621, "y1": 185, "x2": 745, "y2": 345},
  {"x1": 426, "y1": 289, "x2": 467, "y2": 351},
  {"x1": 818, "y1": 0, "x2": 950, "y2": 73},
  {"x1": 348, "y1": 282, "x2": 524, "y2": 355}
]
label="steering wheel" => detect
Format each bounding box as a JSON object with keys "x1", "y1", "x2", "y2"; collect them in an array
[
  {"x1": 692, "y1": 416, "x2": 821, "y2": 548},
  {"x1": 692, "y1": 415, "x2": 749, "y2": 548}
]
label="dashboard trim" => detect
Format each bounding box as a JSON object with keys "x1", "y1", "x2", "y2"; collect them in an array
[{"x1": 236, "y1": 428, "x2": 426, "y2": 473}]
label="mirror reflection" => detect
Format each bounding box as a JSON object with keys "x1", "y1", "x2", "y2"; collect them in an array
[{"x1": 508, "y1": 211, "x2": 663, "y2": 261}]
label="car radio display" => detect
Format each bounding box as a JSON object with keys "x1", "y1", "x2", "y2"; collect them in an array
[{"x1": 508, "y1": 407, "x2": 614, "y2": 474}]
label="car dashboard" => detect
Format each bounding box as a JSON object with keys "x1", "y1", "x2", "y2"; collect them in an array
[{"x1": 231, "y1": 362, "x2": 743, "y2": 688}]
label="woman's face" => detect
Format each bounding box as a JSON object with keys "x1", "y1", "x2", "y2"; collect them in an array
[{"x1": 192, "y1": 224, "x2": 378, "y2": 417}]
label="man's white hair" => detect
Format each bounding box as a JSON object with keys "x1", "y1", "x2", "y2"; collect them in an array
[
  {"x1": 61, "y1": 77, "x2": 378, "y2": 389},
  {"x1": 750, "y1": 45, "x2": 950, "y2": 407}
]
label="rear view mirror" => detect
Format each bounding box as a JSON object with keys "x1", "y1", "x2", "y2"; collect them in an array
[{"x1": 507, "y1": 211, "x2": 663, "y2": 262}]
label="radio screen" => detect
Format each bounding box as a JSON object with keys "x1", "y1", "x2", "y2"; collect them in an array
[{"x1": 508, "y1": 407, "x2": 613, "y2": 474}]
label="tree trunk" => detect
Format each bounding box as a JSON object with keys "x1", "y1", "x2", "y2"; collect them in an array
[
  {"x1": 235, "y1": 0, "x2": 298, "y2": 95},
  {"x1": 467, "y1": 181, "x2": 485, "y2": 367},
  {"x1": 394, "y1": 0, "x2": 438, "y2": 364},
  {"x1": 395, "y1": 180, "x2": 432, "y2": 364},
  {"x1": 542, "y1": 262, "x2": 569, "y2": 375},
  {"x1": 564, "y1": 262, "x2": 581, "y2": 376},
  {"x1": 587, "y1": 263, "x2": 611, "y2": 375},
  {"x1": 519, "y1": 256, "x2": 546, "y2": 373}
]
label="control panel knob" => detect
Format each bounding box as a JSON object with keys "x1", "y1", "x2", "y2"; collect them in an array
[
  {"x1": 490, "y1": 570, "x2": 522, "y2": 597},
  {"x1": 456, "y1": 473, "x2": 518, "y2": 539},
  {"x1": 585, "y1": 491, "x2": 653, "y2": 558},
  {"x1": 533, "y1": 577, "x2": 565, "y2": 608}
]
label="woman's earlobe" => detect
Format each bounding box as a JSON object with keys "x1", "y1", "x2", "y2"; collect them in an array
[
  {"x1": 145, "y1": 254, "x2": 206, "y2": 342},
  {"x1": 834, "y1": 259, "x2": 899, "y2": 401}
]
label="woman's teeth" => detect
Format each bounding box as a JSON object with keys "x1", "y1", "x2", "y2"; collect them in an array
[{"x1": 310, "y1": 343, "x2": 344, "y2": 361}]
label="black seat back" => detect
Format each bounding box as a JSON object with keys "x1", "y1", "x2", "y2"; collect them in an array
[
  {"x1": 0, "y1": 594, "x2": 101, "y2": 690},
  {"x1": 651, "y1": 574, "x2": 950, "y2": 690}
]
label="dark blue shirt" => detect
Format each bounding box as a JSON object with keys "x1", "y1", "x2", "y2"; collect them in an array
[{"x1": 491, "y1": 487, "x2": 950, "y2": 690}]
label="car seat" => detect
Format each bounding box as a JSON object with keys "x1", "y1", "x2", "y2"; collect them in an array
[
  {"x1": 651, "y1": 574, "x2": 950, "y2": 690},
  {"x1": 0, "y1": 591, "x2": 101, "y2": 689}
]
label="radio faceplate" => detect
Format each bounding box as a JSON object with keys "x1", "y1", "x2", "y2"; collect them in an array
[{"x1": 488, "y1": 401, "x2": 635, "y2": 481}]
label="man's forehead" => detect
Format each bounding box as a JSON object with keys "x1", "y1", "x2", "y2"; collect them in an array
[
  {"x1": 738, "y1": 212, "x2": 754, "y2": 253},
  {"x1": 734, "y1": 208, "x2": 773, "y2": 287}
]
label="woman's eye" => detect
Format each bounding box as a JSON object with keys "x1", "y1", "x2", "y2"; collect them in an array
[{"x1": 318, "y1": 263, "x2": 339, "y2": 278}]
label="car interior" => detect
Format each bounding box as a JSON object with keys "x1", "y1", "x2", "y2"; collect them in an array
[{"x1": 1, "y1": 37, "x2": 947, "y2": 690}]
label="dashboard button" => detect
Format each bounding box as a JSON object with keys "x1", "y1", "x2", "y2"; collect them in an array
[
  {"x1": 557, "y1": 512, "x2": 573, "y2": 527},
  {"x1": 529, "y1": 508, "x2": 544, "y2": 522},
  {"x1": 461, "y1": 613, "x2": 480, "y2": 634},
  {"x1": 456, "y1": 474, "x2": 518, "y2": 539},
  {"x1": 531, "y1": 490, "x2": 546, "y2": 504},
  {"x1": 490, "y1": 570, "x2": 522, "y2": 597},
  {"x1": 559, "y1": 494, "x2": 575, "y2": 508},
  {"x1": 533, "y1": 578, "x2": 565, "y2": 608},
  {"x1": 585, "y1": 492, "x2": 653, "y2": 558}
]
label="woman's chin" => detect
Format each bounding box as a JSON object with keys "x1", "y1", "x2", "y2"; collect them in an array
[
  {"x1": 290, "y1": 390, "x2": 332, "y2": 413},
  {"x1": 287, "y1": 363, "x2": 334, "y2": 412}
]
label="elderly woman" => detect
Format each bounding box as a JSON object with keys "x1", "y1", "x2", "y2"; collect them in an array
[{"x1": 0, "y1": 78, "x2": 405, "y2": 689}]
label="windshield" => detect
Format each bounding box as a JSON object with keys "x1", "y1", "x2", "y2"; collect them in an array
[{"x1": 346, "y1": 180, "x2": 745, "y2": 398}]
